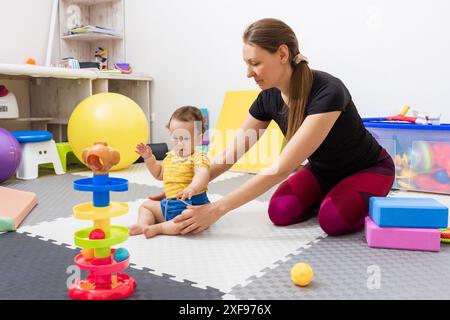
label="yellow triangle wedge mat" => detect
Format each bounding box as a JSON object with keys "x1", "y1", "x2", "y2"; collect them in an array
[{"x1": 208, "y1": 91, "x2": 286, "y2": 173}]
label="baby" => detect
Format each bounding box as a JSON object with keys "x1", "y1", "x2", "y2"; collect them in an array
[{"x1": 129, "y1": 106, "x2": 210, "y2": 238}]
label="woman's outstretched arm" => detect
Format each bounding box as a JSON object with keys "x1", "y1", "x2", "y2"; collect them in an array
[
  {"x1": 209, "y1": 114, "x2": 270, "y2": 181},
  {"x1": 174, "y1": 111, "x2": 342, "y2": 234}
]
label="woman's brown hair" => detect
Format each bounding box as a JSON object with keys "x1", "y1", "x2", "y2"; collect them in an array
[{"x1": 243, "y1": 18, "x2": 314, "y2": 141}]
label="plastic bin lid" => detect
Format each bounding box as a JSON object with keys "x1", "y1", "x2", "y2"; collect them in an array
[{"x1": 363, "y1": 118, "x2": 450, "y2": 131}]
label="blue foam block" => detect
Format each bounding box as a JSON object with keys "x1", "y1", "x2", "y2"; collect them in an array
[{"x1": 369, "y1": 197, "x2": 448, "y2": 228}]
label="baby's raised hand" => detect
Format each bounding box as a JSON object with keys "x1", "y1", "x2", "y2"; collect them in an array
[
  {"x1": 177, "y1": 187, "x2": 196, "y2": 201},
  {"x1": 135, "y1": 143, "x2": 153, "y2": 160}
]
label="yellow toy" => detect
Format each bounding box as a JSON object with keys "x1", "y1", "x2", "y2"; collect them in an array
[
  {"x1": 68, "y1": 93, "x2": 149, "y2": 171},
  {"x1": 208, "y1": 91, "x2": 285, "y2": 173},
  {"x1": 291, "y1": 262, "x2": 313, "y2": 287}
]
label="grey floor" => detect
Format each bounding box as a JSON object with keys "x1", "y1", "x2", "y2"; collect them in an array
[{"x1": 1, "y1": 166, "x2": 450, "y2": 300}]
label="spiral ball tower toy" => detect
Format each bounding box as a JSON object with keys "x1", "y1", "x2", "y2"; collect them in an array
[{"x1": 68, "y1": 142, "x2": 136, "y2": 300}]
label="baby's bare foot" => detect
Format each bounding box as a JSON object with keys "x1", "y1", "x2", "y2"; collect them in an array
[
  {"x1": 144, "y1": 225, "x2": 162, "y2": 238},
  {"x1": 129, "y1": 224, "x2": 145, "y2": 236}
]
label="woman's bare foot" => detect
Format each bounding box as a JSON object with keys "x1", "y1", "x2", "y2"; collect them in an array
[
  {"x1": 143, "y1": 224, "x2": 163, "y2": 238},
  {"x1": 129, "y1": 224, "x2": 146, "y2": 236}
]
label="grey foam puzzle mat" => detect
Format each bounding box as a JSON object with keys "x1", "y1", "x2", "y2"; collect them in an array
[
  {"x1": 2, "y1": 168, "x2": 450, "y2": 300},
  {"x1": 0, "y1": 232, "x2": 225, "y2": 300},
  {"x1": 2, "y1": 174, "x2": 162, "y2": 227},
  {"x1": 228, "y1": 231, "x2": 450, "y2": 300},
  {"x1": 3, "y1": 171, "x2": 266, "y2": 227}
]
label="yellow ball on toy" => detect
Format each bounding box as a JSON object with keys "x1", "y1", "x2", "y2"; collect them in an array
[
  {"x1": 291, "y1": 262, "x2": 313, "y2": 287},
  {"x1": 68, "y1": 93, "x2": 149, "y2": 171}
]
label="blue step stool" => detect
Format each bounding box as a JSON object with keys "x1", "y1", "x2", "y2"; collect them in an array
[
  {"x1": 11, "y1": 130, "x2": 64, "y2": 180},
  {"x1": 369, "y1": 197, "x2": 448, "y2": 228}
]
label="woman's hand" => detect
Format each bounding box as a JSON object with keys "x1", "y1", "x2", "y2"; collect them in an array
[
  {"x1": 135, "y1": 143, "x2": 153, "y2": 160},
  {"x1": 173, "y1": 202, "x2": 223, "y2": 234}
]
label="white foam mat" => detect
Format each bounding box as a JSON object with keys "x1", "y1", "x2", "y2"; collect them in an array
[{"x1": 18, "y1": 194, "x2": 326, "y2": 293}]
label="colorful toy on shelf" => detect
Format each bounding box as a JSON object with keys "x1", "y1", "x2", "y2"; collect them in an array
[
  {"x1": 57, "y1": 57, "x2": 80, "y2": 69},
  {"x1": 68, "y1": 142, "x2": 136, "y2": 300},
  {"x1": 113, "y1": 63, "x2": 132, "y2": 74},
  {"x1": 25, "y1": 58, "x2": 37, "y2": 65},
  {"x1": 366, "y1": 197, "x2": 448, "y2": 252},
  {"x1": 290, "y1": 262, "x2": 313, "y2": 287},
  {"x1": 95, "y1": 47, "x2": 108, "y2": 70}
]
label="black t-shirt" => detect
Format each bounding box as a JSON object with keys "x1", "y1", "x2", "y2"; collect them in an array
[{"x1": 249, "y1": 70, "x2": 381, "y2": 183}]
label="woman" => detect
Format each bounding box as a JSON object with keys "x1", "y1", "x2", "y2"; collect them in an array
[{"x1": 173, "y1": 18, "x2": 395, "y2": 236}]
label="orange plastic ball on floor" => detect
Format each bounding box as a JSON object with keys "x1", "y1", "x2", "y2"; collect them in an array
[{"x1": 291, "y1": 262, "x2": 313, "y2": 287}]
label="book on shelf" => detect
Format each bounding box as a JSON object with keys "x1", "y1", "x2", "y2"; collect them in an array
[{"x1": 67, "y1": 25, "x2": 121, "y2": 37}]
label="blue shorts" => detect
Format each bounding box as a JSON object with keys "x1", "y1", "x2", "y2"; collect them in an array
[{"x1": 160, "y1": 192, "x2": 210, "y2": 221}]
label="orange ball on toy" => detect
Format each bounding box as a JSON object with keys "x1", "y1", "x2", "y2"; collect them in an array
[{"x1": 82, "y1": 248, "x2": 94, "y2": 260}]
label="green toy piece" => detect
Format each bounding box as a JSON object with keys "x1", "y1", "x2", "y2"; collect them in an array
[
  {"x1": 440, "y1": 229, "x2": 450, "y2": 243},
  {"x1": 40, "y1": 142, "x2": 83, "y2": 172}
]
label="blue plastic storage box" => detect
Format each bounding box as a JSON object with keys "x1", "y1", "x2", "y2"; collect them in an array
[{"x1": 364, "y1": 119, "x2": 450, "y2": 195}]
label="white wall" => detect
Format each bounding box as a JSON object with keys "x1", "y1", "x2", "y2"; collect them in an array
[
  {"x1": 0, "y1": 0, "x2": 57, "y2": 65},
  {"x1": 125, "y1": 0, "x2": 450, "y2": 143},
  {"x1": 1, "y1": 0, "x2": 449, "y2": 143}
]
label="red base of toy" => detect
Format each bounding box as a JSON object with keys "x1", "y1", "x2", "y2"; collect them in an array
[{"x1": 68, "y1": 273, "x2": 136, "y2": 300}]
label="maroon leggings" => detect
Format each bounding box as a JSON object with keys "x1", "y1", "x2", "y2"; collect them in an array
[{"x1": 268, "y1": 148, "x2": 395, "y2": 236}]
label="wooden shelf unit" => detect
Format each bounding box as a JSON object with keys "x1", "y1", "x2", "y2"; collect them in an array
[
  {"x1": 59, "y1": 0, "x2": 125, "y2": 68},
  {"x1": 0, "y1": 63, "x2": 152, "y2": 142}
]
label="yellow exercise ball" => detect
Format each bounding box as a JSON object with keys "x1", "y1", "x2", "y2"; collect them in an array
[{"x1": 68, "y1": 93, "x2": 149, "y2": 171}]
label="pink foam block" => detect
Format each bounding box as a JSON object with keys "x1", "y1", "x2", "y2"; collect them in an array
[{"x1": 365, "y1": 217, "x2": 441, "y2": 252}]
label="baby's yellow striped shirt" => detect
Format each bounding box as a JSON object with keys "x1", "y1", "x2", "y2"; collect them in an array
[{"x1": 162, "y1": 150, "x2": 210, "y2": 199}]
